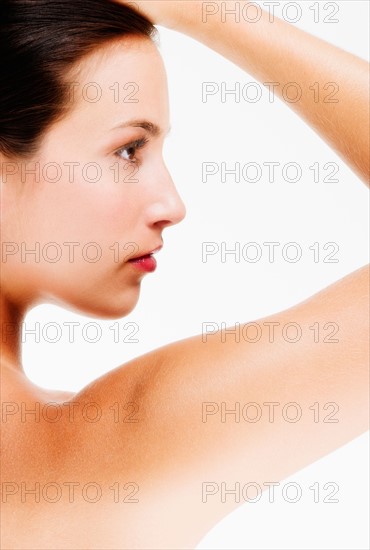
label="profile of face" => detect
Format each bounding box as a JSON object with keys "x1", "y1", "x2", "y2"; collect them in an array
[{"x1": 1, "y1": 37, "x2": 186, "y2": 319}]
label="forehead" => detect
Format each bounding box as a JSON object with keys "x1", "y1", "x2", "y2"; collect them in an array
[{"x1": 63, "y1": 37, "x2": 169, "y2": 132}]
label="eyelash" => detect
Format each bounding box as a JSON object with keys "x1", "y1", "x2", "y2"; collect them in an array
[{"x1": 114, "y1": 137, "x2": 149, "y2": 165}]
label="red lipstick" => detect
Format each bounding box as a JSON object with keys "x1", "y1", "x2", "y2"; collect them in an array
[{"x1": 128, "y1": 254, "x2": 157, "y2": 272}]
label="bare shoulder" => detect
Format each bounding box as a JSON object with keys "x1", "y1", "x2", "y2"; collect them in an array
[
  {"x1": 4, "y1": 264, "x2": 369, "y2": 474},
  {"x1": 69, "y1": 263, "x2": 369, "y2": 473},
  {"x1": 1, "y1": 265, "x2": 368, "y2": 549}
]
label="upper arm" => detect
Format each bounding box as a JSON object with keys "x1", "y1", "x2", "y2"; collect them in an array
[
  {"x1": 67, "y1": 264, "x2": 369, "y2": 534},
  {"x1": 127, "y1": 264, "x2": 369, "y2": 481}
]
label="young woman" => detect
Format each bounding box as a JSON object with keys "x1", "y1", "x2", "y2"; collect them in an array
[{"x1": 1, "y1": 1, "x2": 368, "y2": 548}]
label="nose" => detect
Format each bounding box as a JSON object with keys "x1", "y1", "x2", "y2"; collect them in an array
[{"x1": 146, "y1": 166, "x2": 186, "y2": 229}]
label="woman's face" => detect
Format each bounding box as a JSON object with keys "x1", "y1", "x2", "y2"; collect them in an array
[{"x1": 1, "y1": 37, "x2": 186, "y2": 318}]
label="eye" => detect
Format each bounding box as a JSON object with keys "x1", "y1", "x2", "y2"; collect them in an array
[{"x1": 115, "y1": 137, "x2": 149, "y2": 164}]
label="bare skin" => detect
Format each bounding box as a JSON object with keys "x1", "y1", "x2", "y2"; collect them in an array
[{"x1": 1, "y1": 2, "x2": 369, "y2": 549}]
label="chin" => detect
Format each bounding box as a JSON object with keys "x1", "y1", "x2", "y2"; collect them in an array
[
  {"x1": 87, "y1": 303, "x2": 139, "y2": 320},
  {"x1": 77, "y1": 296, "x2": 140, "y2": 320},
  {"x1": 48, "y1": 285, "x2": 141, "y2": 320}
]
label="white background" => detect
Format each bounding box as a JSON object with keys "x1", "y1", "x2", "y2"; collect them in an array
[{"x1": 22, "y1": 1, "x2": 369, "y2": 548}]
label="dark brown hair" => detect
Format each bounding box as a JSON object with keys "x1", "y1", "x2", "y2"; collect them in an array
[{"x1": 0, "y1": 0, "x2": 157, "y2": 158}]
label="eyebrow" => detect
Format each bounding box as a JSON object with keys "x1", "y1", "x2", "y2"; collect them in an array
[{"x1": 111, "y1": 119, "x2": 171, "y2": 137}]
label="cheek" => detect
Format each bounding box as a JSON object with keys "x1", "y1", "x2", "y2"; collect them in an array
[
  {"x1": 29, "y1": 169, "x2": 138, "y2": 244},
  {"x1": 44, "y1": 190, "x2": 144, "y2": 289},
  {"x1": 18, "y1": 145, "x2": 147, "y2": 270}
]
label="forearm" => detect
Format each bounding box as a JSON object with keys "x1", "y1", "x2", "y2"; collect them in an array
[{"x1": 167, "y1": 1, "x2": 370, "y2": 184}]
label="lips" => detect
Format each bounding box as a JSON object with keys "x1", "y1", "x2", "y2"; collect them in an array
[
  {"x1": 127, "y1": 249, "x2": 159, "y2": 273},
  {"x1": 128, "y1": 244, "x2": 163, "y2": 262}
]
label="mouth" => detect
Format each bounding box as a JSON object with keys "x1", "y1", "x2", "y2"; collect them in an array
[
  {"x1": 128, "y1": 244, "x2": 163, "y2": 262},
  {"x1": 127, "y1": 244, "x2": 163, "y2": 273}
]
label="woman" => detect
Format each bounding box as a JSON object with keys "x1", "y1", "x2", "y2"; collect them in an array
[{"x1": 1, "y1": 1, "x2": 368, "y2": 548}]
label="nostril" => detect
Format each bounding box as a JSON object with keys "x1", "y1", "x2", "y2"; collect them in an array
[{"x1": 154, "y1": 220, "x2": 173, "y2": 230}]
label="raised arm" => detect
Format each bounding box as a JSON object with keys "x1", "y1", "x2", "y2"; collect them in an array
[
  {"x1": 127, "y1": 0, "x2": 370, "y2": 184},
  {"x1": 21, "y1": 3, "x2": 367, "y2": 546},
  {"x1": 70, "y1": 263, "x2": 369, "y2": 546}
]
